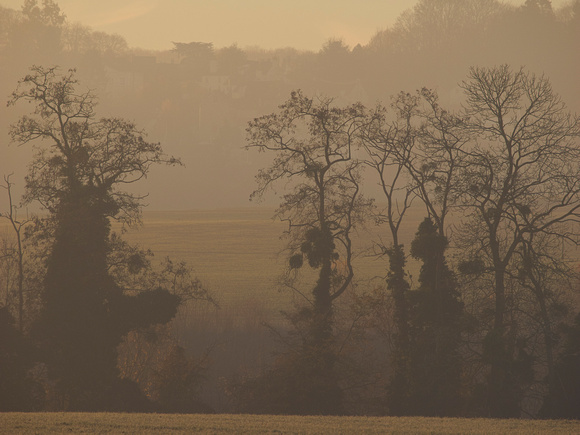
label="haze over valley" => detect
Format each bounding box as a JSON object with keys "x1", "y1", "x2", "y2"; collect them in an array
[
  {"x1": 1, "y1": 0, "x2": 579, "y2": 422},
  {"x1": 1, "y1": 0, "x2": 578, "y2": 210}
]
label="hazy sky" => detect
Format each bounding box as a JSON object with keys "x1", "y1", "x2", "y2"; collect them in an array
[{"x1": 1, "y1": 0, "x2": 572, "y2": 51}]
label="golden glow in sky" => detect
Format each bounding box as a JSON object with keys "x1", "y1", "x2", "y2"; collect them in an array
[
  {"x1": 0, "y1": 0, "x2": 435, "y2": 50},
  {"x1": 0, "y1": 0, "x2": 573, "y2": 50}
]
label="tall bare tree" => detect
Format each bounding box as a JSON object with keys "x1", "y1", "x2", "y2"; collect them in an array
[
  {"x1": 360, "y1": 94, "x2": 415, "y2": 413},
  {"x1": 247, "y1": 90, "x2": 373, "y2": 414},
  {"x1": 456, "y1": 64, "x2": 580, "y2": 417},
  {"x1": 361, "y1": 88, "x2": 467, "y2": 415}
]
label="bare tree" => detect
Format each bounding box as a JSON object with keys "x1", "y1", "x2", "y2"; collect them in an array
[
  {"x1": 361, "y1": 88, "x2": 468, "y2": 415},
  {"x1": 247, "y1": 90, "x2": 373, "y2": 414},
  {"x1": 360, "y1": 95, "x2": 416, "y2": 409},
  {"x1": 456, "y1": 64, "x2": 580, "y2": 417},
  {"x1": 0, "y1": 175, "x2": 30, "y2": 333},
  {"x1": 515, "y1": 230, "x2": 578, "y2": 413}
]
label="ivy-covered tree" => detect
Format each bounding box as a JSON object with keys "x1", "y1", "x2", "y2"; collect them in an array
[
  {"x1": 361, "y1": 88, "x2": 465, "y2": 415},
  {"x1": 8, "y1": 66, "x2": 181, "y2": 410},
  {"x1": 247, "y1": 90, "x2": 373, "y2": 414},
  {"x1": 405, "y1": 218, "x2": 464, "y2": 416}
]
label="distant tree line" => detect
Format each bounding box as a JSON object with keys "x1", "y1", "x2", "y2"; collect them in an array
[
  {"x1": 1, "y1": 0, "x2": 578, "y2": 104},
  {"x1": 1, "y1": 0, "x2": 578, "y2": 212}
]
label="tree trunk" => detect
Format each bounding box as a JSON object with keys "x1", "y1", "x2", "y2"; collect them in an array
[
  {"x1": 489, "y1": 266, "x2": 505, "y2": 414},
  {"x1": 386, "y1": 243, "x2": 411, "y2": 415}
]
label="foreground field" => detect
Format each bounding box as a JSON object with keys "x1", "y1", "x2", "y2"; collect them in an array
[{"x1": 1, "y1": 412, "x2": 578, "y2": 434}]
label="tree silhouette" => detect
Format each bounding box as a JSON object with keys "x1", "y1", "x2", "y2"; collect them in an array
[
  {"x1": 15, "y1": 0, "x2": 65, "y2": 58},
  {"x1": 456, "y1": 65, "x2": 580, "y2": 417},
  {"x1": 0, "y1": 175, "x2": 30, "y2": 333},
  {"x1": 8, "y1": 66, "x2": 181, "y2": 410},
  {"x1": 540, "y1": 312, "x2": 580, "y2": 419},
  {"x1": 0, "y1": 306, "x2": 41, "y2": 411},
  {"x1": 247, "y1": 90, "x2": 373, "y2": 414},
  {"x1": 405, "y1": 218, "x2": 464, "y2": 416},
  {"x1": 361, "y1": 91, "x2": 467, "y2": 415}
]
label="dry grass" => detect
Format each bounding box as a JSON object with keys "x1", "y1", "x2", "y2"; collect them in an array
[
  {"x1": 1, "y1": 412, "x2": 578, "y2": 434},
  {"x1": 119, "y1": 206, "x2": 426, "y2": 313},
  {"x1": 121, "y1": 208, "x2": 291, "y2": 311},
  {"x1": 0, "y1": 205, "x2": 431, "y2": 324}
]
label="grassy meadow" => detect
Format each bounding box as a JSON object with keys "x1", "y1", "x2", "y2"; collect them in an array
[
  {"x1": 0, "y1": 205, "x2": 434, "y2": 319},
  {"x1": 122, "y1": 207, "x2": 293, "y2": 314},
  {"x1": 120, "y1": 206, "x2": 424, "y2": 316},
  {"x1": 1, "y1": 412, "x2": 579, "y2": 434}
]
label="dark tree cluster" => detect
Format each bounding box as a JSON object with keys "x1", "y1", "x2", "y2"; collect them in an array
[
  {"x1": 236, "y1": 65, "x2": 580, "y2": 419},
  {"x1": 0, "y1": 66, "x2": 212, "y2": 412}
]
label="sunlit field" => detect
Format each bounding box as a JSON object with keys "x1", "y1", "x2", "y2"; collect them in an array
[
  {"x1": 119, "y1": 207, "x2": 426, "y2": 315},
  {"x1": 122, "y1": 208, "x2": 293, "y2": 313},
  {"x1": 0, "y1": 204, "x2": 463, "y2": 327},
  {"x1": 1, "y1": 412, "x2": 579, "y2": 434}
]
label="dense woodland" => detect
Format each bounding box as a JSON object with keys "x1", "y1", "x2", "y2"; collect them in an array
[{"x1": 1, "y1": 0, "x2": 580, "y2": 418}]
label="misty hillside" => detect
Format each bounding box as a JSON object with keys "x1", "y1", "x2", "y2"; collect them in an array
[{"x1": 1, "y1": 0, "x2": 578, "y2": 211}]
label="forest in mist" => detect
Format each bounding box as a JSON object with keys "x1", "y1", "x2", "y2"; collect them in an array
[
  {"x1": 1, "y1": 0, "x2": 579, "y2": 209},
  {"x1": 1, "y1": 0, "x2": 580, "y2": 420}
]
